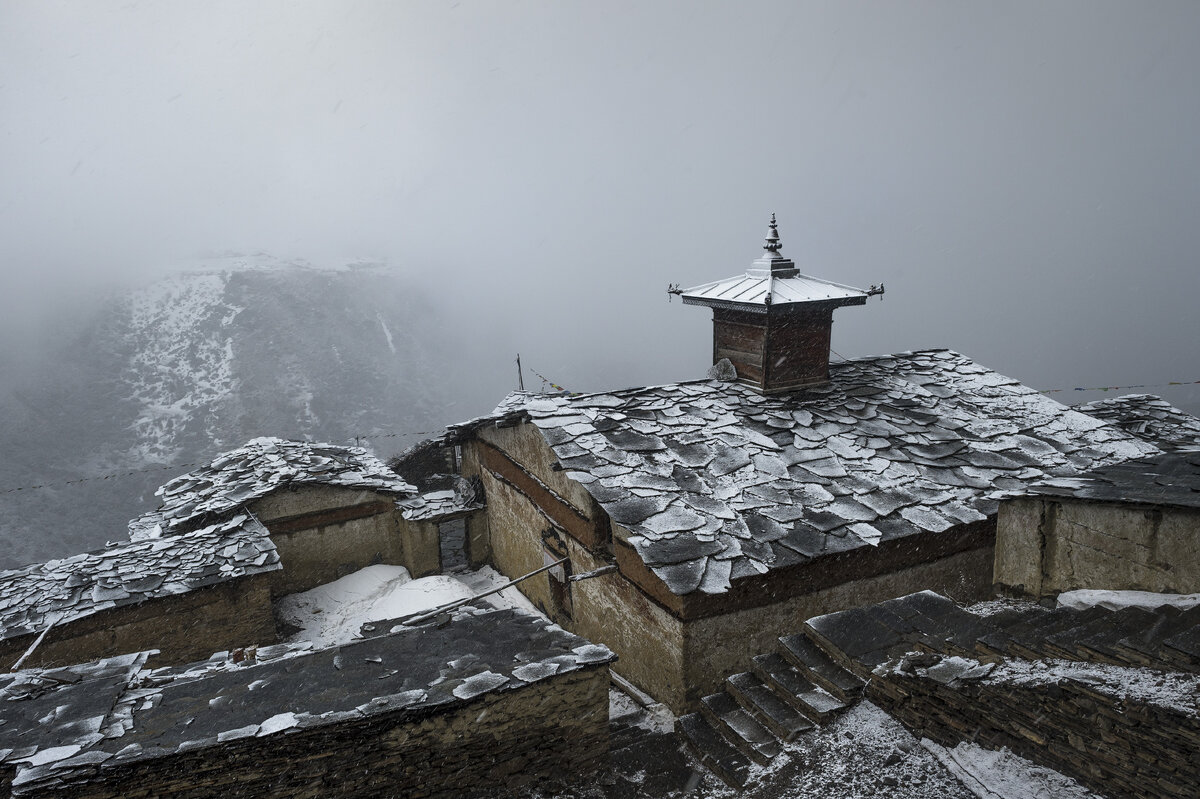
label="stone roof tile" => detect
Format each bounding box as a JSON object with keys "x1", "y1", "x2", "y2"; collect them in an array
[
  {"x1": 0, "y1": 609, "x2": 612, "y2": 794},
  {"x1": 1076, "y1": 394, "x2": 1200, "y2": 451},
  {"x1": 1028, "y1": 447, "x2": 1200, "y2": 510},
  {"x1": 0, "y1": 516, "x2": 279, "y2": 643},
  {"x1": 508, "y1": 350, "x2": 1164, "y2": 596},
  {"x1": 137, "y1": 437, "x2": 416, "y2": 536}
]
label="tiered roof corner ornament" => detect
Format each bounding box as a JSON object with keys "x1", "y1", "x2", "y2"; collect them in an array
[{"x1": 670, "y1": 214, "x2": 884, "y2": 394}]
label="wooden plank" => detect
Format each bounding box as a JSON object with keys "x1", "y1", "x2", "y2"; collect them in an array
[
  {"x1": 475, "y1": 439, "x2": 606, "y2": 549},
  {"x1": 268, "y1": 500, "x2": 395, "y2": 535}
]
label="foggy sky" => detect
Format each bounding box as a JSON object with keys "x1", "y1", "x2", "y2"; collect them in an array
[{"x1": 2, "y1": 0, "x2": 1198, "y2": 415}]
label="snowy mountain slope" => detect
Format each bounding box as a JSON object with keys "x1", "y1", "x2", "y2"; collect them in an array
[{"x1": 0, "y1": 256, "x2": 462, "y2": 568}]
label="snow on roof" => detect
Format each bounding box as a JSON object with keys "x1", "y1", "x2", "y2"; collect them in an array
[
  {"x1": 1075, "y1": 394, "x2": 1200, "y2": 450},
  {"x1": 0, "y1": 652, "x2": 151, "y2": 786},
  {"x1": 680, "y1": 271, "x2": 868, "y2": 311},
  {"x1": 922, "y1": 656, "x2": 1200, "y2": 719},
  {"x1": 493, "y1": 390, "x2": 542, "y2": 416},
  {"x1": 147, "y1": 436, "x2": 416, "y2": 533},
  {"x1": 509, "y1": 349, "x2": 1157, "y2": 596},
  {"x1": 0, "y1": 609, "x2": 614, "y2": 794},
  {"x1": 0, "y1": 515, "x2": 279, "y2": 643},
  {"x1": 1029, "y1": 447, "x2": 1200, "y2": 509},
  {"x1": 396, "y1": 486, "x2": 485, "y2": 522}
]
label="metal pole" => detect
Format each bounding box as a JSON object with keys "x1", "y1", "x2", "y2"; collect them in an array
[
  {"x1": 395, "y1": 556, "x2": 567, "y2": 627},
  {"x1": 11, "y1": 614, "x2": 60, "y2": 671}
]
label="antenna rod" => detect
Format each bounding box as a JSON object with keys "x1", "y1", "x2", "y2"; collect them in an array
[{"x1": 516, "y1": 353, "x2": 525, "y2": 391}]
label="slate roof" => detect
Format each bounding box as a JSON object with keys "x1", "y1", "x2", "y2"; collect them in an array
[
  {"x1": 0, "y1": 609, "x2": 614, "y2": 795},
  {"x1": 1031, "y1": 448, "x2": 1200, "y2": 510},
  {"x1": 136, "y1": 436, "x2": 417, "y2": 537},
  {"x1": 507, "y1": 350, "x2": 1157, "y2": 596},
  {"x1": 396, "y1": 484, "x2": 485, "y2": 522},
  {"x1": 0, "y1": 515, "x2": 279, "y2": 644},
  {"x1": 0, "y1": 652, "x2": 151, "y2": 792},
  {"x1": 1075, "y1": 394, "x2": 1200, "y2": 451}
]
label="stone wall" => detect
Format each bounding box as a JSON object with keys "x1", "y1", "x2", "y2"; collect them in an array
[
  {"x1": 868, "y1": 658, "x2": 1200, "y2": 799},
  {"x1": 568, "y1": 532, "x2": 688, "y2": 711},
  {"x1": 39, "y1": 664, "x2": 611, "y2": 799},
  {"x1": 682, "y1": 545, "x2": 994, "y2": 707},
  {"x1": 995, "y1": 496, "x2": 1200, "y2": 598},
  {"x1": 462, "y1": 508, "x2": 491, "y2": 569},
  {"x1": 464, "y1": 425, "x2": 693, "y2": 710},
  {"x1": 465, "y1": 422, "x2": 995, "y2": 714},
  {"x1": 0, "y1": 575, "x2": 276, "y2": 670},
  {"x1": 250, "y1": 485, "x2": 437, "y2": 596}
]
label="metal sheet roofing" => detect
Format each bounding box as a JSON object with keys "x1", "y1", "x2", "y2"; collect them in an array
[
  {"x1": 509, "y1": 350, "x2": 1159, "y2": 596},
  {"x1": 680, "y1": 272, "x2": 868, "y2": 310}
]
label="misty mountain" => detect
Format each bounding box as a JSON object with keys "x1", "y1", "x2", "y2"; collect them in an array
[{"x1": 0, "y1": 256, "x2": 464, "y2": 568}]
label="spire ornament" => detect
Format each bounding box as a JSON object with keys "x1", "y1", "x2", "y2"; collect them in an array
[
  {"x1": 749, "y1": 213, "x2": 797, "y2": 277},
  {"x1": 763, "y1": 213, "x2": 782, "y2": 254}
]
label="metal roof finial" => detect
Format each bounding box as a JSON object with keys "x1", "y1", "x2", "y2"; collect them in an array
[{"x1": 763, "y1": 213, "x2": 782, "y2": 254}]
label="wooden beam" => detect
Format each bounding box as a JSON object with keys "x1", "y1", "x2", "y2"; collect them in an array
[
  {"x1": 266, "y1": 500, "x2": 395, "y2": 535},
  {"x1": 475, "y1": 439, "x2": 606, "y2": 550}
]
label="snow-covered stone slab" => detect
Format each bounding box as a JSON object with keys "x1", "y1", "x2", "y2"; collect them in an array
[
  {"x1": 1026, "y1": 447, "x2": 1200, "y2": 510},
  {"x1": 140, "y1": 436, "x2": 416, "y2": 534},
  {"x1": 498, "y1": 350, "x2": 1165, "y2": 597},
  {"x1": 0, "y1": 608, "x2": 615, "y2": 793},
  {"x1": 1076, "y1": 394, "x2": 1200, "y2": 450},
  {"x1": 0, "y1": 516, "x2": 279, "y2": 645}
]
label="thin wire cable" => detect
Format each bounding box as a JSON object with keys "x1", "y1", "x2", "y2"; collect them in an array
[{"x1": 0, "y1": 370, "x2": 1195, "y2": 495}]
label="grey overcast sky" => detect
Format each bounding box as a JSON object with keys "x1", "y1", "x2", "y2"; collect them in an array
[{"x1": 2, "y1": 1, "x2": 1198, "y2": 413}]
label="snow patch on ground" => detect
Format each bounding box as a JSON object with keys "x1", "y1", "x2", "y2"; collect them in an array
[
  {"x1": 376, "y1": 312, "x2": 397, "y2": 355},
  {"x1": 922, "y1": 740, "x2": 1102, "y2": 799},
  {"x1": 377, "y1": 574, "x2": 479, "y2": 622},
  {"x1": 716, "y1": 701, "x2": 978, "y2": 799},
  {"x1": 455, "y1": 565, "x2": 547, "y2": 618},
  {"x1": 276, "y1": 564, "x2": 552, "y2": 649},
  {"x1": 986, "y1": 658, "x2": 1200, "y2": 717},
  {"x1": 1056, "y1": 588, "x2": 1200, "y2": 612}
]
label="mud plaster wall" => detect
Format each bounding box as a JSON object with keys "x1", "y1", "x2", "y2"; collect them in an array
[
  {"x1": 462, "y1": 426, "x2": 688, "y2": 707},
  {"x1": 995, "y1": 497, "x2": 1200, "y2": 598},
  {"x1": 464, "y1": 422, "x2": 994, "y2": 714},
  {"x1": 458, "y1": 450, "x2": 492, "y2": 567},
  {"x1": 474, "y1": 424, "x2": 600, "y2": 511},
  {"x1": 0, "y1": 575, "x2": 276, "y2": 671},
  {"x1": 250, "y1": 485, "x2": 436, "y2": 596},
  {"x1": 682, "y1": 545, "x2": 994, "y2": 708},
  {"x1": 41, "y1": 665, "x2": 613, "y2": 799},
  {"x1": 475, "y1": 472, "x2": 556, "y2": 612},
  {"x1": 567, "y1": 535, "x2": 687, "y2": 711},
  {"x1": 461, "y1": 423, "x2": 600, "y2": 611},
  {"x1": 462, "y1": 509, "x2": 491, "y2": 569}
]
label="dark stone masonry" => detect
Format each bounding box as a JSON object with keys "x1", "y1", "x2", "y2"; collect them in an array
[
  {"x1": 0, "y1": 609, "x2": 615, "y2": 799},
  {"x1": 868, "y1": 655, "x2": 1200, "y2": 799}
]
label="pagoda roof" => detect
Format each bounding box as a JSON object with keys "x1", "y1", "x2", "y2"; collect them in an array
[{"x1": 680, "y1": 271, "x2": 869, "y2": 312}]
